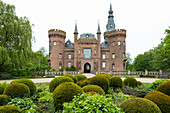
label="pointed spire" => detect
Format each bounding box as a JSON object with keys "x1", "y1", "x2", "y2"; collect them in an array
[
  {"x1": 74, "y1": 20, "x2": 78, "y2": 34},
  {"x1": 106, "y1": 3, "x2": 115, "y2": 31},
  {"x1": 97, "y1": 20, "x2": 101, "y2": 34},
  {"x1": 109, "y1": 3, "x2": 113, "y2": 14}
]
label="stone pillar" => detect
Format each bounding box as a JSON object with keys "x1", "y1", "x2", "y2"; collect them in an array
[
  {"x1": 44, "y1": 70, "x2": 48, "y2": 76},
  {"x1": 145, "y1": 70, "x2": 148, "y2": 75},
  {"x1": 109, "y1": 71, "x2": 112, "y2": 75},
  {"x1": 128, "y1": 70, "x2": 131, "y2": 75},
  {"x1": 159, "y1": 70, "x2": 162, "y2": 75},
  {"x1": 63, "y1": 69, "x2": 66, "y2": 75}
]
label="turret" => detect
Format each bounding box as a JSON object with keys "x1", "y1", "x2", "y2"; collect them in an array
[{"x1": 74, "y1": 20, "x2": 78, "y2": 69}]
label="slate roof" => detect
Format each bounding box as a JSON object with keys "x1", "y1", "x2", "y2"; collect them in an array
[
  {"x1": 65, "y1": 39, "x2": 74, "y2": 48},
  {"x1": 101, "y1": 40, "x2": 109, "y2": 48}
]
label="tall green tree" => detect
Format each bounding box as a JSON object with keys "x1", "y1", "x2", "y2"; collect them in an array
[
  {"x1": 162, "y1": 26, "x2": 170, "y2": 55},
  {"x1": 126, "y1": 52, "x2": 133, "y2": 70}
]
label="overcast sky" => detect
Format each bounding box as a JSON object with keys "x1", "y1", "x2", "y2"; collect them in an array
[{"x1": 3, "y1": 0, "x2": 170, "y2": 60}]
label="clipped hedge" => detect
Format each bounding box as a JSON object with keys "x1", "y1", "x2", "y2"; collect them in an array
[
  {"x1": 4, "y1": 83, "x2": 30, "y2": 98},
  {"x1": 0, "y1": 85, "x2": 8, "y2": 94},
  {"x1": 109, "y1": 76, "x2": 123, "y2": 89},
  {"x1": 156, "y1": 81, "x2": 170, "y2": 96},
  {"x1": 82, "y1": 85, "x2": 105, "y2": 95},
  {"x1": 119, "y1": 97, "x2": 161, "y2": 113},
  {"x1": 63, "y1": 74, "x2": 78, "y2": 83},
  {"x1": 149, "y1": 79, "x2": 170, "y2": 89},
  {"x1": 10, "y1": 78, "x2": 36, "y2": 96},
  {"x1": 53, "y1": 82, "x2": 83, "y2": 110},
  {"x1": 0, "y1": 105, "x2": 20, "y2": 113},
  {"x1": 145, "y1": 91, "x2": 170, "y2": 113},
  {"x1": 124, "y1": 77, "x2": 137, "y2": 88},
  {"x1": 96, "y1": 73, "x2": 112, "y2": 82},
  {"x1": 49, "y1": 76, "x2": 74, "y2": 92},
  {"x1": 74, "y1": 74, "x2": 87, "y2": 81},
  {"x1": 77, "y1": 78, "x2": 91, "y2": 87},
  {"x1": 0, "y1": 94, "x2": 11, "y2": 106},
  {"x1": 90, "y1": 75, "x2": 109, "y2": 92}
]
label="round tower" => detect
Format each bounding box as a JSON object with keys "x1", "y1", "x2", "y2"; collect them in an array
[
  {"x1": 48, "y1": 29, "x2": 66, "y2": 70},
  {"x1": 104, "y1": 29, "x2": 126, "y2": 71}
]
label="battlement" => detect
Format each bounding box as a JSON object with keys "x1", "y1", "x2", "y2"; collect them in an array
[
  {"x1": 104, "y1": 29, "x2": 126, "y2": 37},
  {"x1": 48, "y1": 29, "x2": 66, "y2": 38}
]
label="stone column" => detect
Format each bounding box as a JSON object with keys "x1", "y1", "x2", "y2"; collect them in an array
[
  {"x1": 145, "y1": 70, "x2": 148, "y2": 75},
  {"x1": 128, "y1": 70, "x2": 131, "y2": 75}
]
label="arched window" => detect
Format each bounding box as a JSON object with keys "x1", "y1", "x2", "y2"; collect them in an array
[
  {"x1": 54, "y1": 41, "x2": 56, "y2": 46},
  {"x1": 112, "y1": 63, "x2": 115, "y2": 69},
  {"x1": 59, "y1": 62, "x2": 62, "y2": 69},
  {"x1": 118, "y1": 41, "x2": 121, "y2": 46},
  {"x1": 113, "y1": 41, "x2": 115, "y2": 46},
  {"x1": 68, "y1": 54, "x2": 71, "y2": 59}
]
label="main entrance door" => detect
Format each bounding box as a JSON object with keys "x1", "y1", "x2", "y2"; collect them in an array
[{"x1": 84, "y1": 63, "x2": 91, "y2": 73}]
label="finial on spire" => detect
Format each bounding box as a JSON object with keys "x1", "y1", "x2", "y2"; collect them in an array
[
  {"x1": 109, "y1": 3, "x2": 113, "y2": 14},
  {"x1": 97, "y1": 20, "x2": 101, "y2": 34},
  {"x1": 74, "y1": 20, "x2": 78, "y2": 34}
]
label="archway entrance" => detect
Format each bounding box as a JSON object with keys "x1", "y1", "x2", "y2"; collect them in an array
[{"x1": 84, "y1": 63, "x2": 91, "y2": 73}]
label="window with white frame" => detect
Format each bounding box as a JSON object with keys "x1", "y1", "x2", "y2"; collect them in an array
[
  {"x1": 102, "y1": 62, "x2": 106, "y2": 68},
  {"x1": 112, "y1": 63, "x2": 115, "y2": 69},
  {"x1": 102, "y1": 54, "x2": 106, "y2": 59},
  {"x1": 59, "y1": 53, "x2": 62, "y2": 58},
  {"x1": 112, "y1": 53, "x2": 115, "y2": 59},
  {"x1": 118, "y1": 41, "x2": 121, "y2": 45},
  {"x1": 68, "y1": 62, "x2": 71, "y2": 67},
  {"x1": 113, "y1": 42, "x2": 115, "y2": 46},
  {"x1": 59, "y1": 62, "x2": 62, "y2": 69},
  {"x1": 54, "y1": 41, "x2": 56, "y2": 46},
  {"x1": 68, "y1": 54, "x2": 71, "y2": 59}
]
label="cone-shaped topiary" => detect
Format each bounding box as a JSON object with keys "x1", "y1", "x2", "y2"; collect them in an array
[
  {"x1": 144, "y1": 91, "x2": 170, "y2": 113},
  {"x1": 63, "y1": 74, "x2": 78, "y2": 83},
  {"x1": 3, "y1": 83, "x2": 30, "y2": 98},
  {"x1": 119, "y1": 97, "x2": 162, "y2": 113},
  {"x1": 53, "y1": 82, "x2": 83, "y2": 110},
  {"x1": 82, "y1": 85, "x2": 105, "y2": 95},
  {"x1": 49, "y1": 76, "x2": 74, "y2": 92},
  {"x1": 109, "y1": 76, "x2": 123, "y2": 89},
  {"x1": 10, "y1": 78, "x2": 36, "y2": 96},
  {"x1": 124, "y1": 77, "x2": 137, "y2": 88},
  {"x1": 0, "y1": 105, "x2": 20, "y2": 113},
  {"x1": 74, "y1": 74, "x2": 87, "y2": 81},
  {"x1": 0, "y1": 94, "x2": 11, "y2": 106},
  {"x1": 77, "y1": 78, "x2": 91, "y2": 87},
  {"x1": 0, "y1": 85, "x2": 8, "y2": 94},
  {"x1": 90, "y1": 75, "x2": 109, "y2": 92},
  {"x1": 156, "y1": 81, "x2": 170, "y2": 96}
]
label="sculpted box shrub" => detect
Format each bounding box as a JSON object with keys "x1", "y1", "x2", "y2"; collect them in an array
[
  {"x1": 124, "y1": 77, "x2": 137, "y2": 88},
  {"x1": 82, "y1": 85, "x2": 105, "y2": 95},
  {"x1": 77, "y1": 78, "x2": 91, "y2": 87},
  {"x1": 74, "y1": 74, "x2": 87, "y2": 81},
  {"x1": 63, "y1": 74, "x2": 78, "y2": 83},
  {"x1": 110, "y1": 76, "x2": 123, "y2": 89},
  {"x1": 0, "y1": 105, "x2": 20, "y2": 113},
  {"x1": 0, "y1": 94, "x2": 11, "y2": 106},
  {"x1": 156, "y1": 81, "x2": 170, "y2": 96},
  {"x1": 149, "y1": 79, "x2": 170, "y2": 89}
]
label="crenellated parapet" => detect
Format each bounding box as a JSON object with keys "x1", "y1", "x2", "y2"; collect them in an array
[
  {"x1": 78, "y1": 38, "x2": 98, "y2": 44},
  {"x1": 48, "y1": 29, "x2": 66, "y2": 38},
  {"x1": 104, "y1": 29, "x2": 126, "y2": 38}
]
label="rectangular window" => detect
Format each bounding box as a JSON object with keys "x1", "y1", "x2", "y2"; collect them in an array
[
  {"x1": 68, "y1": 62, "x2": 71, "y2": 67},
  {"x1": 59, "y1": 63, "x2": 62, "y2": 69},
  {"x1": 112, "y1": 53, "x2": 115, "y2": 59},
  {"x1": 60, "y1": 42, "x2": 62, "y2": 46},
  {"x1": 59, "y1": 53, "x2": 62, "y2": 58},
  {"x1": 84, "y1": 49, "x2": 91, "y2": 58},
  {"x1": 68, "y1": 54, "x2": 71, "y2": 59},
  {"x1": 102, "y1": 62, "x2": 106, "y2": 68},
  {"x1": 54, "y1": 41, "x2": 56, "y2": 46},
  {"x1": 118, "y1": 41, "x2": 121, "y2": 45},
  {"x1": 112, "y1": 63, "x2": 115, "y2": 69},
  {"x1": 123, "y1": 41, "x2": 125, "y2": 45},
  {"x1": 113, "y1": 42, "x2": 115, "y2": 46},
  {"x1": 102, "y1": 54, "x2": 106, "y2": 59},
  {"x1": 123, "y1": 53, "x2": 125, "y2": 57}
]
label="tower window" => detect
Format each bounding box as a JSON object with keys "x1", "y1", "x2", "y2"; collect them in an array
[
  {"x1": 49, "y1": 41, "x2": 51, "y2": 46},
  {"x1": 102, "y1": 62, "x2": 106, "y2": 68},
  {"x1": 59, "y1": 62, "x2": 62, "y2": 69},
  {"x1": 123, "y1": 41, "x2": 125, "y2": 45},
  {"x1": 102, "y1": 54, "x2": 106, "y2": 59},
  {"x1": 123, "y1": 53, "x2": 125, "y2": 57},
  {"x1": 94, "y1": 62, "x2": 96, "y2": 69},
  {"x1": 84, "y1": 48, "x2": 91, "y2": 58},
  {"x1": 112, "y1": 53, "x2": 115, "y2": 59},
  {"x1": 112, "y1": 63, "x2": 115, "y2": 69},
  {"x1": 54, "y1": 41, "x2": 56, "y2": 46},
  {"x1": 118, "y1": 41, "x2": 121, "y2": 45},
  {"x1": 68, "y1": 62, "x2": 71, "y2": 67},
  {"x1": 113, "y1": 42, "x2": 115, "y2": 46},
  {"x1": 60, "y1": 42, "x2": 62, "y2": 46},
  {"x1": 68, "y1": 54, "x2": 71, "y2": 59},
  {"x1": 59, "y1": 53, "x2": 62, "y2": 58}
]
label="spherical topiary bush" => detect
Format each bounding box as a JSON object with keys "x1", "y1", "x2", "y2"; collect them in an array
[
  {"x1": 49, "y1": 76, "x2": 74, "y2": 92},
  {"x1": 82, "y1": 85, "x2": 105, "y2": 95},
  {"x1": 119, "y1": 97, "x2": 162, "y2": 113},
  {"x1": 0, "y1": 94, "x2": 11, "y2": 106},
  {"x1": 109, "y1": 76, "x2": 123, "y2": 89},
  {"x1": 10, "y1": 78, "x2": 36, "y2": 96},
  {"x1": 0, "y1": 105, "x2": 20, "y2": 113},
  {"x1": 149, "y1": 79, "x2": 170, "y2": 89},
  {"x1": 96, "y1": 73, "x2": 112, "y2": 82},
  {"x1": 145, "y1": 91, "x2": 170, "y2": 113},
  {"x1": 63, "y1": 74, "x2": 78, "y2": 83},
  {"x1": 124, "y1": 77, "x2": 137, "y2": 88},
  {"x1": 90, "y1": 75, "x2": 109, "y2": 92},
  {"x1": 53, "y1": 82, "x2": 83, "y2": 110},
  {"x1": 74, "y1": 74, "x2": 87, "y2": 81},
  {"x1": 137, "y1": 81, "x2": 143, "y2": 86},
  {"x1": 77, "y1": 78, "x2": 91, "y2": 87},
  {"x1": 156, "y1": 81, "x2": 170, "y2": 96},
  {"x1": 4, "y1": 83, "x2": 30, "y2": 98},
  {"x1": 0, "y1": 85, "x2": 8, "y2": 94}
]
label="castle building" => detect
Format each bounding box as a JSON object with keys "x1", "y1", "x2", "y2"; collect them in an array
[{"x1": 48, "y1": 3, "x2": 127, "y2": 73}]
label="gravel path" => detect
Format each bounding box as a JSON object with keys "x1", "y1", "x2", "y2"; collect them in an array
[{"x1": 0, "y1": 73, "x2": 169, "y2": 83}]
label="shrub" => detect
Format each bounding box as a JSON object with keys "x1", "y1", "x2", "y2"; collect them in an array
[
  {"x1": 145, "y1": 91, "x2": 170, "y2": 113},
  {"x1": 0, "y1": 85, "x2": 8, "y2": 94},
  {"x1": 119, "y1": 97, "x2": 161, "y2": 113},
  {"x1": 4, "y1": 83, "x2": 30, "y2": 98},
  {"x1": 156, "y1": 81, "x2": 170, "y2": 96},
  {"x1": 74, "y1": 74, "x2": 87, "y2": 81},
  {"x1": 49, "y1": 76, "x2": 74, "y2": 92},
  {"x1": 10, "y1": 78, "x2": 36, "y2": 96},
  {"x1": 90, "y1": 75, "x2": 110, "y2": 92},
  {"x1": 63, "y1": 93, "x2": 124, "y2": 113},
  {"x1": 96, "y1": 73, "x2": 112, "y2": 81},
  {"x1": 124, "y1": 77, "x2": 137, "y2": 88},
  {"x1": 85, "y1": 92, "x2": 99, "y2": 95},
  {"x1": 82, "y1": 85, "x2": 105, "y2": 95},
  {"x1": 0, "y1": 105, "x2": 20, "y2": 113},
  {"x1": 110, "y1": 76, "x2": 123, "y2": 89},
  {"x1": 137, "y1": 81, "x2": 143, "y2": 86},
  {"x1": 77, "y1": 78, "x2": 91, "y2": 87},
  {"x1": 53, "y1": 82, "x2": 83, "y2": 110},
  {"x1": 149, "y1": 79, "x2": 170, "y2": 89},
  {"x1": 0, "y1": 94, "x2": 11, "y2": 106},
  {"x1": 63, "y1": 74, "x2": 78, "y2": 83}
]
